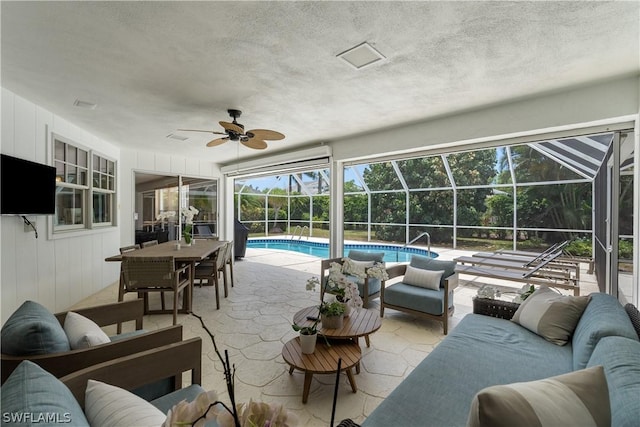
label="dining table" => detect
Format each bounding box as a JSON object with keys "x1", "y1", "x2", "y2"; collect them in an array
[{"x1": 105, "y1": 239, "x2": 228, "y2": 313}]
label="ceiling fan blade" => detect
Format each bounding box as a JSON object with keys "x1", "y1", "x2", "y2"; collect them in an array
[
  {"x1": 206, "y1": 137, "x2": 229, "y2": 147},
  {"x1": 178, "y1": 129, "x2": 226, "y2": 135},
  {"x1": 241, "y1": 139, "x2": 268, "y2": 150},
  {"x1": 247, "y1": 129, "x2": 285, "y2": 141},
  {"x1": 219, "y1": 121, "x2": 244, "y2": 134}
]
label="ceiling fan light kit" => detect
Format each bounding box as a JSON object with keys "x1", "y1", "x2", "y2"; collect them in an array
[{"x1": 179, "y1": 109, "x2": 284, "y2": 150}]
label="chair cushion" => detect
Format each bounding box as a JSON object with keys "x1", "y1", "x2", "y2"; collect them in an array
[
  {"x1": 384, "y1": 282, "x2": 453, "y2": 315},
  {"x1": 63, "y1": 311, "x2": 111, "y2": 350},
  {"x1": 347, "y1": 250, "x2": 384, "y2": 263},
  {"x1": 409, "y1": 255, "x2": 456, "y2": 288},
  {"x1": 403, "y1": 265, "x2": 443, "y2": 290},
  {"x1": 466, "y1": 366, "x2": 610, "y2": 427},
  {"x1": 587, "y1": 336, "x2": 640, "y2": 427},
  {"x1": 511, "y1": 287, "x2": 591, "y2": 346},
  {"x1": 1, "y1": 300, "x2": 70, "y2": 356},
  {"x1": 150, "y1": 383, "x2": 207, "y2": 414},
  {"x1": 572, "y1": 292, "x2": 639, "y2": 370},
  {"x1": 85, "y1": 379, "x2": 166, "y2": 427},
  {"x1": 0, "y1": 361, "x2": 88, "y2": 426}
]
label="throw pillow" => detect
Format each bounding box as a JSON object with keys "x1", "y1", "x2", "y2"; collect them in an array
[
  {"x1": 63, "y1": 311, "x2": 111, "y2": 350},
  {"x1": 466, "y1": 366, "x2": 610, "y2": 427},
  {"x1": 342, "y1": 258, "x2": 374, "y2": 276},
  {"x1": 1, "y1": 300, "x2": 70, "y2": 355},
  {"x1": 403, "y1": 265, "x2": 444, "y2": 290},
  {"x1": 0, "y1": 360, "x2": 89, "y2": 426},
  {"x1": 511, "y1": 287, "x2": 591, "y2": 345},
  {"x1": 85, "y1": 379, "x2": 167, "y2": 427}
]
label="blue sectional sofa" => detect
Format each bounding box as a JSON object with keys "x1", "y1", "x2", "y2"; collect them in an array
[{"x1": 362, "y1": 292, "x2": 640, "y2": 427}]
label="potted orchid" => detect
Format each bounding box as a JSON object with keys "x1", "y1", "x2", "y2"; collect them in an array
[{"x1": 181, "y1": 206, "x2": 199, "y2": 245}]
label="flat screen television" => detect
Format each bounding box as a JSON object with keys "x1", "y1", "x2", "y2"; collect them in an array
[{"x1": 1, "y1": 154, "x2": 56, "y2": 215}]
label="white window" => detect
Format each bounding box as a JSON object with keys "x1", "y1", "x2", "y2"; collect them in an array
[{"x1": 53, "y1": 135, "x2": 116, "y2": 232}]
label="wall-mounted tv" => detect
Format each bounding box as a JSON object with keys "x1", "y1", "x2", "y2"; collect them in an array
[{"x1": 1, "y1": 154, "x2": 56, "y2": 215}]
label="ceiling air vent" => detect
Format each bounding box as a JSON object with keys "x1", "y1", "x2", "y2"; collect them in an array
[
  {"x1": 166, "y1": 133, "x2": 188, "y2": 141},
  {"x1": 73, "y1": 99, "x2": 97, "y2": 109},
  {"x1": 337, "y1": 42, "x2": 386, "y2": 70}
]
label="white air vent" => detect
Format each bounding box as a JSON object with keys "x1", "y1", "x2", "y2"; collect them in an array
[
  {"x1": 337, "y1": 42, "x2": 386, "y2": 70},
  {"x1": 73, "y1": 99, "x2": 97, "y2": 109},
  {"x1": 166, "y1": 133, "x2": 188, "y2": 141}
]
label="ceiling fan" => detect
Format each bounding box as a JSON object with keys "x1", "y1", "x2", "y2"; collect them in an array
[{"x1": 179, "y1": 109, "x2": 285, "y2": 150}]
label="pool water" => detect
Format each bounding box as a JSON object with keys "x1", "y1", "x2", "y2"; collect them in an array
[{"x1": 246, "y1": 239, "x2": 437, "y2": 263}]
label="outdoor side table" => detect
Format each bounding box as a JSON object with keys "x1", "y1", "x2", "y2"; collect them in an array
[{"x1": 282, "y1": 337, "x2": 361, "y2": 404}]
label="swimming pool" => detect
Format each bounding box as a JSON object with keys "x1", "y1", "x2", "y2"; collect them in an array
[{"x1": 246, "y1": 239, "x2": 437, "y2": 263}]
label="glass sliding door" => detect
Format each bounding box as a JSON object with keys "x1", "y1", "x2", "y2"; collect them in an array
[
  {"x1": 617, "y1": 132, "x2": 635, "y2": 304},
  {"x1": 181, "y1": 177, "x2": 218, "y2": 237}
]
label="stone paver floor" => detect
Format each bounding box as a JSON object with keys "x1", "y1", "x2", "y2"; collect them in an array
[{"x1": 73, "y1": 244, "x2": 598, "y2": 426}]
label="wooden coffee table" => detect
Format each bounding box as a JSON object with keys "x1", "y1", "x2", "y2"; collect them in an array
[
  {"x1": 293, "y1": 306, "x2": 382, "y2": 347},
  {"x1": 281, "y1": 337, "x2": 361, "y2": 403}
]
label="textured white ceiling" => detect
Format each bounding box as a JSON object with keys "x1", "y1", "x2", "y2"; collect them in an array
[{"x1": 2, "y1": 1, "x2": 639, "y2": 164}]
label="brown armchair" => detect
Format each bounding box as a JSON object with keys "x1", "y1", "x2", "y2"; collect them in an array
[
  {"x1": 320, "y1": 250, "x2": 386, "y2": 308},
  {"x1": 380, "y1": 256, "x2": 459, "y2": 335},
  {"x1": 1, "y1": 299, "x2": 184, "y2": 383}
]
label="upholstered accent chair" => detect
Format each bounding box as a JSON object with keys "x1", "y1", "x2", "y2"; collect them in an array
[
  {"x1": 320, "y1": 250, "x2": 385, "y2": 308},
  {"x1": 380, "y1": 255, "x2": 458, "y2": 334}
]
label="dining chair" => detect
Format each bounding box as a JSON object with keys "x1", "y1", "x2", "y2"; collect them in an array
[
  {"x1": 193, "y1": 249, "x2": 224, "y2": 310},
  {"x1": 117, "y1": 244, "x2": 145, "y2": 330},
  {"x1": 120, "y1": 256, "x2": 191, "y2": 325},
  {"x1": 141, "y1": 240, "x2": 159, "y2": 247},
  {"x1": 223, "y1": 240, "x2": 234, "y2": 290}
]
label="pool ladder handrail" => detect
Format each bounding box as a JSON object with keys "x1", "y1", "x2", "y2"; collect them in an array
[
  {"x1": 291, "y1": 225, "x2": 309, "y2": 240},
  {"x1": 398, "y1": 232, "x2": 431, "y2": 262}
]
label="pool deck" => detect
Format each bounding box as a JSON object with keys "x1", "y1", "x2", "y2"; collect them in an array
[{"x1": 71, "y1": 239, "x2": 598, "y2": 426}]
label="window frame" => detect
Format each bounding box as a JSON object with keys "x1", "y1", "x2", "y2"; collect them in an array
[{"x1": 51, "y1": 134, "x2": 117, "y2": 234}]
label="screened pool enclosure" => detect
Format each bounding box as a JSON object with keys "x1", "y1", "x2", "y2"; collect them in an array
[{"x1": 234, "y1": 130, "x2": 636, "y2": 301}]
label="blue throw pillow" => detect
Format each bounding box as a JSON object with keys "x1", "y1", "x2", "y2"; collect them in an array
[
  {"x1": 409, "y1": 255, "x2": 456, "y2": 288},
  {"x1": 1, "y1": 361, "x2": 89, "y2": 426},
  {"x1": 1, "y1": 301, "x2": 70, "y2": 355}
]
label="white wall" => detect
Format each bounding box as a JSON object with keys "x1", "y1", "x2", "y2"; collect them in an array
[
  {"x1": 331, "y1": 75, "x2": 639, "y2": 162},
  {"x1": 0, "y1": 88, "x2": 222, "y2": 323},
  {"x1": 1, "y1": 89, "x2": 122, "y2": 322}
]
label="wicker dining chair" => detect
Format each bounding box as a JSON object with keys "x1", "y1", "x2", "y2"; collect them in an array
[
  {"x1": 120, "y1": 256, "x2": 191, "y2": 325},
  {"x1": 223, "y1": 240, "x2": 234, "y2": 290},
  {"x1": 193, "y1": 248, "x2": 224, "y2": 310}
]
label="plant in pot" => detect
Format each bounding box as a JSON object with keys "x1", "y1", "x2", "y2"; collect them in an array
[
  {"x1": 292, "y1": 317, "x2": 320, "y2": 354},
  {"x1": 319, "y1": 301, "x2": 345, "y2": 330}
]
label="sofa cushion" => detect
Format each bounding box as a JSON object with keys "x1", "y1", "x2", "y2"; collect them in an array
[
  {"x1": 467, "y1": 366, "x2": 610, "y2": 427},
  {"x1": 347, "y1": 250, "x2": 384, "y2": 263},
  {"x1": 403, "y1": 265, "x2": 443, "y2": 290},
  {"x1": 572, "y1": 292, "x2": 639, "y2": 370},
  {"x1": 384, "y1": 282, "x2": 452, "y2": 315},
  {"x1": 0, "y1": 360, "x2": 88, "y2": 426},
  {"x1": 63, "y1": 311, "x2": 110, "y2": 350},
  {"x1": 150, "y1": 383, "x2": 207, "y2": 413},
  {"x1": 511, "y1": 287, "x2": 590, "y2": 346},
  {"x1": 1, "y1": 300, "x2": 70, "y2": 355},
  {"x1": 588, "y1": 336, "x2": 640, "y2": 427},
  {"x1": 85, "y1": 379, "x2": 166, "y2": 427},
  {"x1": 409, "y1": 255, "x2": 456, "y2": 288},
  {"x1": 361, "y1": 314, "x2": 574, "y2": 427}
]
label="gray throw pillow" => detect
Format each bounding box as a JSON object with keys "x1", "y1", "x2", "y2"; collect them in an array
[
  {"x1": 467, "y1": 366, "x2": 610, "y2": 427},
  {"x1": 511, "y1": 287, "x2": 591, "y2": 346},
  {"x1": 1, "y1": 361, "x2": 89, "y2": 426},
  {"x1": 1, "y1": 301, "x2": 70, "y2": 355}
]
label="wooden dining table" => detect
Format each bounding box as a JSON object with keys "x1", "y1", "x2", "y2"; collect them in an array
[{"x1": 105, "y1": 239, "x2": 228, "y2": 313}]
